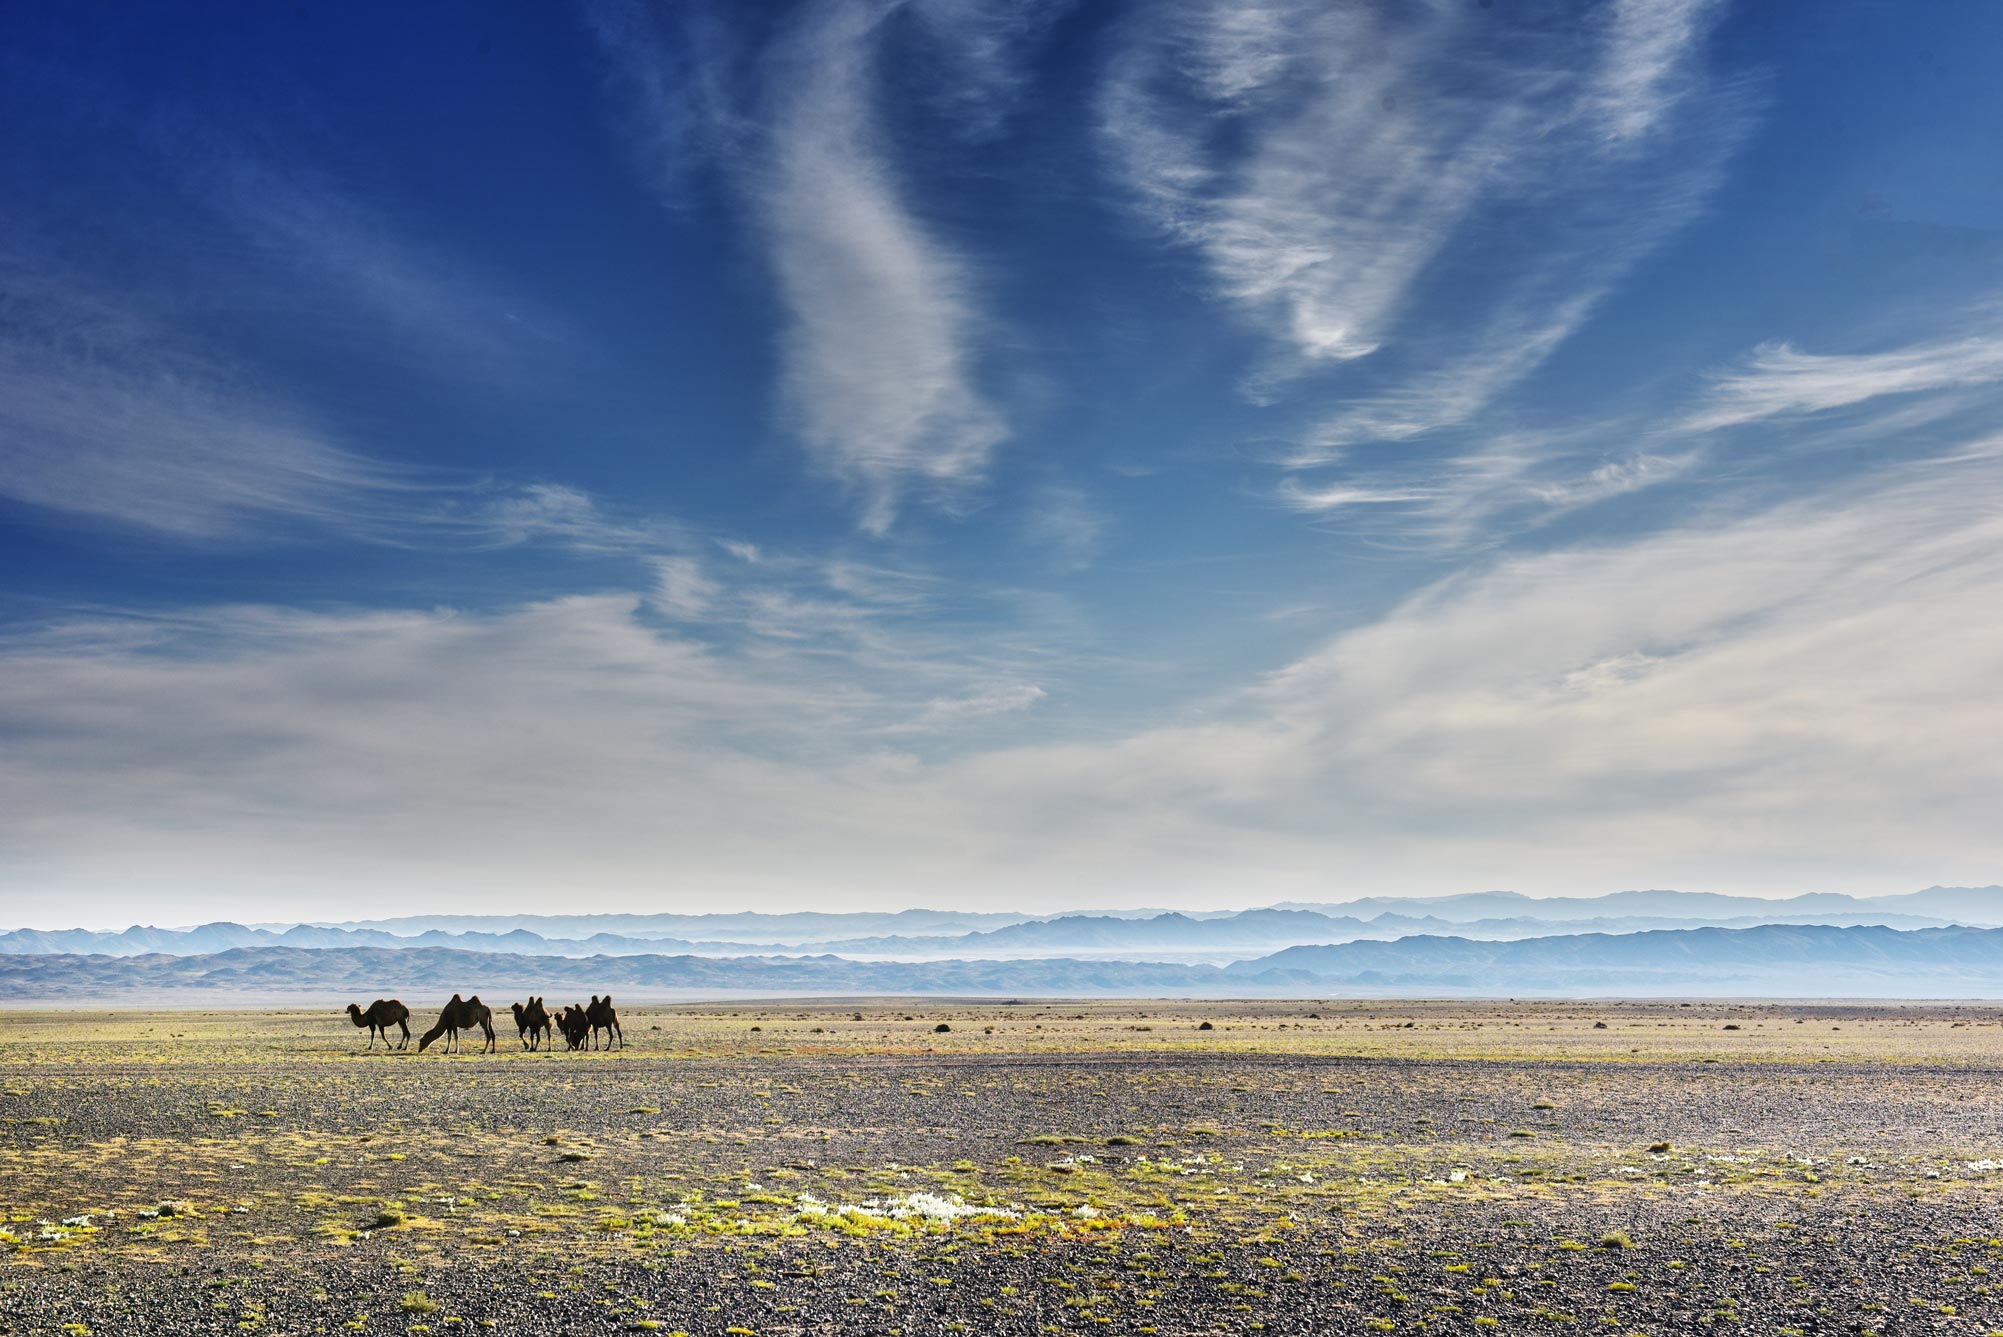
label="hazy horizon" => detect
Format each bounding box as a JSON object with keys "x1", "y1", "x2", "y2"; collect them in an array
[
  {"x1": 6, "y1": 3, "x2": 2002, "y2": 927},
  {"x1": 6, "y1": 883, "x2": 1999, "y2": 936}
]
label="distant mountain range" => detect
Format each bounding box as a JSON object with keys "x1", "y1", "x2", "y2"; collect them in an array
[
  {"x1": 6, "y1": 922, "x2": 2003, "y2": 1000},
  {"x1": 297, "y1": 908, "x2": 1032, "y2": 941},
  {"x1": 0, "y1": 922, "x2": 782, "y2": 960},
  {"x1": 7, "y1": 886, "x2": 1996, "y2": 961},
  {"x1": 1272, "y1": 886, "x2": 2003, "y2": 924},
  {"x1": 804, "y1": 908, "x2": 1962, "y2": 958}
]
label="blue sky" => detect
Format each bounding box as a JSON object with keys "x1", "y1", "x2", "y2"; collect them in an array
[{"x1": 4, "y1": 0, "x2": 2002, "y2": 926}]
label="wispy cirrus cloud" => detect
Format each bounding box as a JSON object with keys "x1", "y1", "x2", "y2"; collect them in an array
[
  {"x1": 590, "y1": 0, "x2": 1061, "y2": 533},
  {"x1": 1277, "y1": 308, "x2": 2003, "y2": 547},
  {"x1": 1276, "y1": 429, "x2": 1702, "y2": 551},
  {"x1": 0, "y1": 53, "x2": 581, "y2": 543},
  {"x1": 886, "y1": 682, "x2": 1048, "y2": 735},
  {"x1": 457, "y1": 483, "x2": 681, "y2": 554},
  {"x1": 1022, "y1": 484, "x2": 1107, "y2": 571},
  {"x1": 637, "y1": 542, "x2": 1055, "y2": 721},
  {"x1": 0, "y1": 261, "x2": 409, "y2": 540},
  {"x1": 11, "y1": 44, "x2": 566, "y2": 393},
  {"x1": 1682, "y1": 329, "x2": 2003, "y2": 433},
  {"x1": 197, "y1": 160, "x2": 570, "y2": 383},
  {"x1": 1274, "y1": 479, "x2": 1434, "y2": 514},
  {"x1": 1102, "y1": 0, "x2": 1744, "y2": 460},
  {"x1": 762, "y1": 2, "x2": 1008, "y2": 533},
  {"x1": 581, "y1": 0, "x2": 745, "y2": 201},
  {"x1": 0, "y1": 259, "x2": 655, "y2": 549}
]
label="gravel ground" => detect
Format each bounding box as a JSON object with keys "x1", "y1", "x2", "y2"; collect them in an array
[{"x1": 4, "y1": 1001, "x2": 2003, "y2": 1335}]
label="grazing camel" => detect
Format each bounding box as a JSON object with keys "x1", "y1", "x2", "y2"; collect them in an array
[
  {"x1": 511, "y1": 997, "x2": 552, "y2": 1051},
  {"x1": 557, "y1": 1003, "x2": 591, "y2": 1051},
  {"x1": 416, "y1": 993, "x2": 497, "y2": 1054},
  {"x1": 587, "y1": 994, "x2": 623, "y2": 1051},
  {"x1": 345, "y1": 999, "x2": 411, "y2": 1051}
]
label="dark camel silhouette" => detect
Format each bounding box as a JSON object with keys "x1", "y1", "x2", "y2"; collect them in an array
[
  {"x1": 587, "y1": 994, "x2": 623, "y2": 1051},
  {"x1": 345, "y1": 999, "x2": 410, "y2": 1050},
  {"x1": 417, "y1": 993, "x2": 496, "y2": 1054},
  {"x1": 557, "y1": 1003, "x2": 591, "y2": 1051},
  {"x1": 511, "y1": 997, "x2": 552, "y2": 1051}
]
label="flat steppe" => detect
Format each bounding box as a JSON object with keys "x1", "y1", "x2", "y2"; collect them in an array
[{"x1": 5, "y1": 999, "x2": 2003, "y2": 1334}]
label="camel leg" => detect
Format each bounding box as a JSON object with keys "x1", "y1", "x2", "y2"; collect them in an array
[
  {"x1": 614, "y1": 1021, "x2": 623, "y2": 1050},
  {"x1": 397, "y1": 1020, "x2": 410, "y2": 1050}
]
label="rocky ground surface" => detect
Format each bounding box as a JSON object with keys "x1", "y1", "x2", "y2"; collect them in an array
[{"x1": 4, "y1": 1000, "x2": 2003, "y2": 1334}]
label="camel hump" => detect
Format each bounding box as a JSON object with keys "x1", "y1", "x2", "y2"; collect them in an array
[
  {"x1": 449, "y1": 992, "x2": 463, "y2": 1003},
  {"x1": 603, "y1": 994, "x2": 614, "y2": 1006}
]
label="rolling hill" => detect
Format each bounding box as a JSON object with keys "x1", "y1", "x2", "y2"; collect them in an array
[{"x1": 4, "y1": 923, "x2": 2001, "y2": 999}]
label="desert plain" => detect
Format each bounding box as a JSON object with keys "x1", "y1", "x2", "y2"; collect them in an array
[{"x1": 4, "y1": 1000, "x2": 2003, "y2": 1334}]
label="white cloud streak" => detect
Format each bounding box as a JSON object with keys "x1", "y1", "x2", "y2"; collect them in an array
[
  {"x1": 1022, "y1": 484, "x2": 1107, "y2": 571},
  {"x1": 0, "y1": 263, "x2": 408, "y2": 539},
  {"x1": 0, "y1": 262, "x2": 664, "y2": 548},
  {"x1": 763, "y1": 4, "x2": 1007, "y2": 532},
  {"x1": 1278, "y1": 314, "x2": 2003, "y2": 547},
  {"x1": 1278, "y1": 432, "x2": 1703, "y2": 551},
  {"x1": 1683, "y1": 332, "x2": 2003, "y2": 433},
  {"x1": 591, "y1": 0, "x2": 1060, "y2": 533},
  {"x1": 202, "y1": 161, "x2": 569, "y2": 381},
  {"x1": 1102, "y1": 0, "x2": 1740, "y2": 461}
]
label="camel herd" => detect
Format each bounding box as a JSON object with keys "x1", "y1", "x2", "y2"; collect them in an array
[{"x1": 343, "y1": 994, "x2": 623, "y2": 1054}]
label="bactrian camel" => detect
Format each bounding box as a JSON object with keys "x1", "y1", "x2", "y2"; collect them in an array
[
  {"x1": 587, "y1": 994, "x2": 623, "y2": 1051},
  {"x1": 511, "y1": 996, "x2": 552, "y2": 1051},
  {"x1": 345, "y1": 999, "x2": 411, "y2": 1050},
  {"x1": 417, "y1": 993, "x2": 496, "y2": 1054},
  {"x1": 557, "y1": 1002, "x2": 590, "y2": 1051}
]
